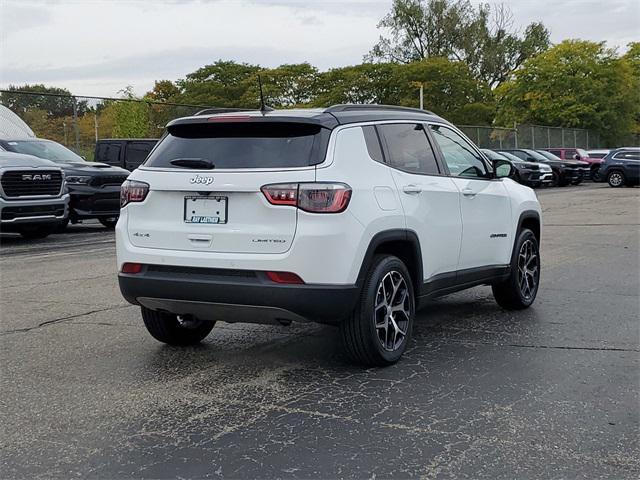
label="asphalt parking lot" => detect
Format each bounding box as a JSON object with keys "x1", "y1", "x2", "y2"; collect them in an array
[{"x1": 1, "y1": 183, "x2": 638, "y2": 479}]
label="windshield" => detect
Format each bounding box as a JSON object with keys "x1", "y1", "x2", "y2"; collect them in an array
[
  {"x1": 2, "y1": 140, "x2": 85, "y2": 164},
  {"x1": 536, "y1": 150, "x2": 561, "y2": 161},
  {"x1": 500, "y1": 151, "x2": 526, "y2": 163},
  {"x1": 523, "y1": 149, "x2": 551, "y2": 161}
]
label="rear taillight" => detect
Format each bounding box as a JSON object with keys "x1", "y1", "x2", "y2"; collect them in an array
[
  {"x1": 261, "y1": 182, "x2": 352, "y2": 213},
  {"x1": 120, "y1": 180, "x2": 149, "y2": 208}
]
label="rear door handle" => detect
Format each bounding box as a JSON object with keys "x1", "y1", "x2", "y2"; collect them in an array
[
  {"x1": 461, "y1": 188, "x2": 476, "y2": 197},
  {"x1": 402, "y1": 184, "x2": 422, "y2": 194}
]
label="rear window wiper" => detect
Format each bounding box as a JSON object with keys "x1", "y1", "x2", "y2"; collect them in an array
[{"x1": 169, "y1": 158, "x2": 215, "y2": 169}]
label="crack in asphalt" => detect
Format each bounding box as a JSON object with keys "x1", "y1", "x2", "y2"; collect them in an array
[
  {"x1": 446, "y1": 339, "x2": 639, "y2": 353},
  {"x1": 0, "y1": 304, "x2": 133, "y2": 335}
]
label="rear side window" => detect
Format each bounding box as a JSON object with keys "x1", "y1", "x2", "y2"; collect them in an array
[
  {"x1": 96, "y1": 143, "x2": 121, "y2": 165},
  {"x1": 613, "y1": 151, "x2": 640, "y2": 160},
  {"x1": 125, "y1": 142, "x2": 155, "y2": 169},
  {"x1": 145, "y1": 122, "x2": 330, "y2": 169},
  {"x1": 377, "y1": 123, "x2": 440, "y2": 175},
  {"x1": 361, "y1": 126, "x2": 384, "y2": 163}
]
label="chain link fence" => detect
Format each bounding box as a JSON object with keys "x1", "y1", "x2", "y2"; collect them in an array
[{"x1": 1, "y1": 91, "x2": 638, "y2": 160}]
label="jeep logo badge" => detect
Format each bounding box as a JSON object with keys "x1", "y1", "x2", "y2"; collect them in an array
[
  {"x1": 22, "y1": 174, "x2": 52, "y2": 181},
  {"x1": 190, "y1": 175, "x2": 214, "y2": 185}
]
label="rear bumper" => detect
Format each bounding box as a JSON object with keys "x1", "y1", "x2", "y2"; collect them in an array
[{"x1": 118, "y1": 265, "x2": 360, "y2": 325}]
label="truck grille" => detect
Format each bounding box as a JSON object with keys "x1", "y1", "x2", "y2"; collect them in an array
[
  {"x1": 1, "y1": 171, "x2": 63, "y2": 197},
  {"x1": 90, "y1": 175, "x2": 128, "y2": 187}
]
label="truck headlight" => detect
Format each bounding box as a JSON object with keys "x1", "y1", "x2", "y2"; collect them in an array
[{"x1": 65, "y1": 175, "x2": 92, "y2": 185}]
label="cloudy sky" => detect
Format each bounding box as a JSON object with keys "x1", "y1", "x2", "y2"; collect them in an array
[{"x1": 1, "y1": 0, "x2": 638, "y2": 98}]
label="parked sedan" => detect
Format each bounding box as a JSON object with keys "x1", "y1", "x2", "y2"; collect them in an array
[
  {"x1": 481, "y1": 149, "x2": 552, "y2": 187},
  {"x1": 536, "y1": 150, "x2": 592, "y2": 182},
  {"x1": 597, "y1": 148, "x2": 640, "y2": 187},
  {"x1": 498, "y1": 148, "x2": 582, "y2": 187}
]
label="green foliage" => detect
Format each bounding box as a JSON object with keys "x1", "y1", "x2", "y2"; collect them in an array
[
  {"x1": 1, "y1": 84, "x2": 88, "y2": 117},
  {"x1": 110, "y1": 87, "x2": 150, "y2": 138},
  {"x1": 495, "y1": 40, "x2": 638, "y2": 146},
  {"x1": 367, "y1": 0, "x2": 550, "y2": 87}
]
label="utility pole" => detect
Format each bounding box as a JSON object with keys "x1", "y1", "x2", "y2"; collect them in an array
[
  {"x1": 94, "y1": 112, "x2": 99, "y2": 141},
  {"x1": 72, "y1": 97, "x2": 80, "y2": 151},
  {"x1": 419, "y1": 84, "x2": 424, "y2": 110}
]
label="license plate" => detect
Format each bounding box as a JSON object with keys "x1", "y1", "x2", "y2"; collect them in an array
[{"x1": 184, "y1": 196, "x2": 228, "y2": 224}]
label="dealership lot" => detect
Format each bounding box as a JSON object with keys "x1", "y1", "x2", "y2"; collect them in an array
[{"x1": 1, "y1": 184, "x2": 638, "y2": 478}]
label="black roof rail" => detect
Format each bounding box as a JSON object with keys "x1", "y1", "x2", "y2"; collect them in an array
[
  {"x1": 325, "y1": 104, "x2": 434, "y2": 115},
  {"x1": 194, "y1": 107, "x2": 259, "y2": 116}
]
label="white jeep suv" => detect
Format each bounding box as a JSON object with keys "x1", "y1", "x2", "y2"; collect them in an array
[{"x1": 116, "y1": 105, "x2": 541, "y2": 366}]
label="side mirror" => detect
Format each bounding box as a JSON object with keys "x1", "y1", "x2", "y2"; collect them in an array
[
  {"x1": 573, "y1": 154, "x2": 580, "y2": 160},
  {"x1": 493, "y1": 159, "x2": 514, "y2": 178}
]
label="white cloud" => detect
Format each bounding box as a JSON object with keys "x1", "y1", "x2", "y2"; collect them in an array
[{"x1": 1, "y1": 0, "x2": 638, "y2": 98}]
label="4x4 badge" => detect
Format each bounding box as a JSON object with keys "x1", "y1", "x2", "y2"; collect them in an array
[{"x1": 190, "y1": 175, "x2": 214, "y2": 185}]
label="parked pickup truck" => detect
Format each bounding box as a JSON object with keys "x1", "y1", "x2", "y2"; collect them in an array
[
  {"x1": 94, "y1": 139, "x2": 158, "y2": 171},
  {"x1": 0, "y1": 151, "x2": 69, "y2": 238}
]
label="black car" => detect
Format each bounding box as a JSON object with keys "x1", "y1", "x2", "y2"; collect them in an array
[
  {"x1": 597, "y1": 148, "x2": 640, "y2": 187},
  {"x1": 481, "y1": 149, "x2": 552, "y2": 188},
  {"x1": 0, "y1": 139, "x2": 129, "y2": 228},
  {"x1": 95, "y1": 138, "x2": 158, "y2": 171},
  {"x1": 536, "y1": 149, "x2": 591, "y2": 183},
  {"x1": 498, "y1": 148, "x2": 583, "y2": 187}
]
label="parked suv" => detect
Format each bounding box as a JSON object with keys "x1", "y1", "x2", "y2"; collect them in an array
[
  {"x1": 481, "y1": 149, "x2": 552, "y2": 187},
  {"x1": 0, "y1": 138, "x2": 130, "y2": 228},
  {"x1": 499, "y1": 148, "x2": 583, "y2": 186},
  {"x1": 0, "y1": 151, "x2": 69, "y2": 238},
  {"x1": 117, "y1": 105, "x2": 542, "y2": 366},
  {"x1": 597, "y1": 148, "x2": 640, "y2": 187},
  {"x1": 95, "y1": 138, "x2": 158, "y2": 171}
]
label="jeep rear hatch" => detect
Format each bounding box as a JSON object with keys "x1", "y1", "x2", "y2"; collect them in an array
[{"x1": 125, "y1": 120, "x2": 332, "y2": 254}]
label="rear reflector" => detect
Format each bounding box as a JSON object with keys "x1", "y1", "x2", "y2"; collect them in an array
[
  {"x1": 265, "y1": 271, "x2": 305, "y2": 284},
  {"x1": 121, "y1": 263, "x2": 143, "y2": 274},
  {"x1": 261, "y1": 182, "x2": 352, "y2": 213}
]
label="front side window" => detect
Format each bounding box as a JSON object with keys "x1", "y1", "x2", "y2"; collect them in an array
[
  {"x1": 377, "y1": 123, "x2": 439, "y2": 175},
  {"x1": 429, "y1": 125, "x2": 488, "y2": 178}
]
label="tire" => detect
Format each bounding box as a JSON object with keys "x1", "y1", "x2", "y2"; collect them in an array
[
  {"x1": 492, "y1": 228, "x2": 540, "y2": 310},
  {"x1": 340, "y1": 255, "x2": 415, "y2": 366},
  {"x1": 56, "y1": 218, "x2": 69, "y2": 232},
  {"x1": 99, "y1": 217, "x2": 118, "y2": 229},
  {"x1": 607, "y1": 170, "x2": 625, "y2": 188},
  {"x1": 551, "y1": 170, "x2": 560, "y2": 187},
  {"x1": 591, "y1": 166, "x2": 601, "y2": 182},
  {"x1": 141, "y1": 307, "x2": 215, "y2": 345},
  {"x1": 19, "y1": 226, "x2": 53, "y2": 239},
  {"x1": 571, "y1": 178, "x2": 582, "y2": 185}
]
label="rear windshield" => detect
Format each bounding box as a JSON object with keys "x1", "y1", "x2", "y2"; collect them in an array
[{"x1": 145, "y1": 122, "x2": 331, "y2": 169}]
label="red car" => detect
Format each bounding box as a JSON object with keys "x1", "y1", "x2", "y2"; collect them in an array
[{"x1": 542, "y1": 148, "x2": 603, "y2": 180}]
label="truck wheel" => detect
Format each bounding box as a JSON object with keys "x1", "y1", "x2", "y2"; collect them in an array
[
  {"x1": 607, "y1": 170, "x2": 625, "y2": 188},
  {"x1": 340, "y1": 255, "x2": 415, "y2": 366},
  {"x1": 141, "y1": 307, "x2": 215, "y2": 345},
  {"x1": 99, "y1": 217, "x2": 118, "y2": 229},
  {"x1": 492, "y1": 228, "x2": 540, "y2": 310},
  {"x1": 19, "y1": 226, "x2": 53, "y2": 239},
  {"x1": 591, "y1": 166, "x2": 601, "y2": 182},
  {"x1": 551, "y1": 171, "x2": 560, "y2": 187}
]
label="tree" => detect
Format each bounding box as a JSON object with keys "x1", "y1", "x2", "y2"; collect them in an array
[
  {"x1": 367, "y1": 0, "x2": 549, "y2": 88},
  {"x1": 313, "y1": 63, "x2": 403, "y2": 106},
  {"x1": 242, "y1": 63, "x2": 320, "y2": 108},
  {"x1": 145, "y1": 80, "x2": 181, "y2": 103},
  {"x1": 0, "y1": 84, "x2": 88, "y2": 118},
  {"x1": 495, "y1": 40, "x2": 638, "y2": 146},
  {"x1": 110, "y1": 87, "x2": 150, "y2": 138},
  {"x1": 176, "y1": 60, "x2": 261, "y2": 107}
]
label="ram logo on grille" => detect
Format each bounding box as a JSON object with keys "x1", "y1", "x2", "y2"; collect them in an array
[{"x1": 21, "y1": 174, "x2": 52, "y2": 181}]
